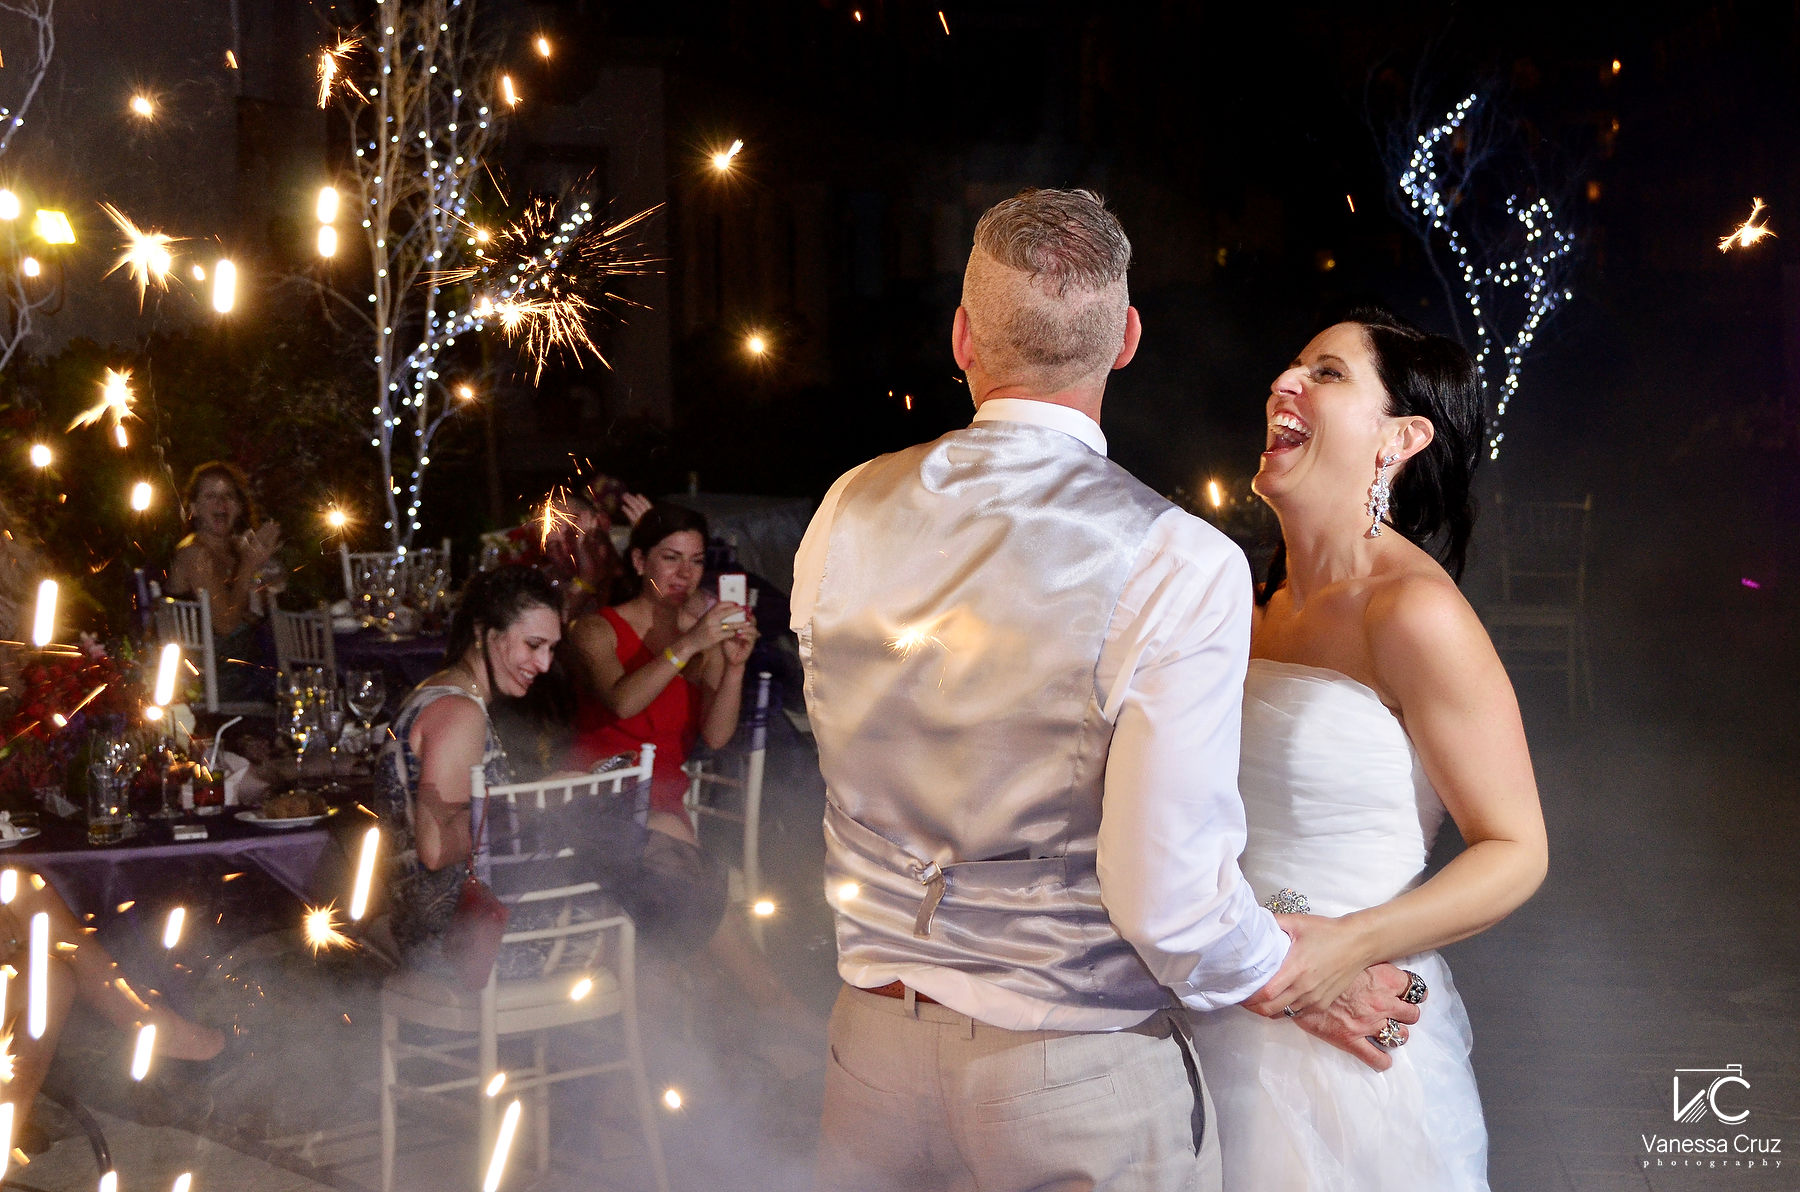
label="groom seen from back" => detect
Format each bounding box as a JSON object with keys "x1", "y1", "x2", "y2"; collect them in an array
[{"x1": 792, "y1": 188, "x2": 1418, "y2": 1191}]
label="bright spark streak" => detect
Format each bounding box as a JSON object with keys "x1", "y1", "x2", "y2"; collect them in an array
[
  {"x1": 162, "y1": 907, "x2": 186, "y2": 949},
  {"x1": 316, "y1": 38, "x2": 365, "y2": 108},
  {"x1": 837, "y1": 881, "x2": 860, "y2": 901},
  {"x1": 501, "y1": 75, "x2": 520, "y2": 107},
  {"x1": 98, "y1": 203, "x2": 178, "y2": 306},
  {"x1": 130, "y1": 1023, "x2": 156, "y2": 1080},
  {"x1": 0, "y1": 1103, "x2": 11, "y2": 1179},
  {"x1": 33, "y1": 209, "x2": 74, "y2": 244},
  {"x1": 27, "y1": 914, "x2": 47, "y2": 1039},
  {"x1": 482, "y1": 1099, "x2": 523, "y2": 1192},
  {"x1": 114, "y1": 424, "x2": 129, "y2": 449},
  {"x1": 535, "y1": 36, "x2": 552, "y2": 58},
  {"x1": 537, "y1": 489, "x2": 578, "y2": 549},
  {"x1": 0, "y1": 191, "x2": 18, "y2": 220},
  {"x1": 0, "y1": 872, "x2": 14, "y2": 905},
  {"x1": 27, "y1": 444, "x2": 49, "y2": 468},
  {"x1": 68, "y1": 369, "x2": 137, "y2": 436},
  {"x1": 303, "y1": 905, "x2": 351, "y2": 953},
  {"x1": 485, "y1": 1072, "x2": 506, "y2": 1097},
  {"x1": 316, "y1": 185, "x2": 340, "y2": 224},
  {"x1": 30, "y1": 581, "x2": 56, "y2": 647},
  {"x1": 129, "y1": 95, "x2": 154, "y2": 118},
  {"x1": 211, "y1": 259, "x2": 237, "y2": 313},
  {"x1": 939, "y1": 10, "x2": 951, "y2": 34},
  {"x1": 18, "y1": 257, "x2": 38, "y2": 278},
  {"x1": 349, "y1": 828, "x2": 380, "y2": 921},
  {"x1": 317, "y1": 225, "x2": 339, "y2": 258},
  {"x1": 752, "y1": 899, "x2": 775, "y2": 917},
  {"x1": 887, "y1": 623, "x2": 945, "y2": 659},
  {"x1": 1206, "y1": 479, "x2": 1223, "y2": 510},
  {"x1": 172, "y1": 1174, "x2": 193, "y2": 1192},
  {"x1": 153, "y1": 642, "x2": 181, "y2": 705},
  {"x1": 325, "y1": 507, "x2": 348, "y2": 529},
  {"x1": 711, "y1": 138, "x2": 744, "y2": 171},
  {"x1": 100, "y1": 1170, "x2": 117, "y2": 1192},
  {"x1": 225, "y1": 49, "x2": 239, "y2": 69},
  {"x1": 569, "y1": 976, "x2": 594, "y2": 1001},
  {"x1": 1719, "y1": 197, "x2": 1775, "y2": 252},
  {"x1": 662, "y1": 1088, "x2": 683, "y2": 1110},
  {"x1": 130, "y1": 481, "x2": 153, "y2": 512},
  {"x1": 191, "y1": 263, "x2": 205, "y2": 281},
  {"x1": 144, "y1": 705, "x2": 165, "y2": 723}
]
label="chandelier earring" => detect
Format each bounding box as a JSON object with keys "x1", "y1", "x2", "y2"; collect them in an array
[{"x1": 1364, "y1": 453, "x2": 1399, "y2": 539}]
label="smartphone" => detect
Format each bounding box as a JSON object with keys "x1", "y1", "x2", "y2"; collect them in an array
[{"x1": 718, "y1": 573, "x2": 747, "y2": 624}]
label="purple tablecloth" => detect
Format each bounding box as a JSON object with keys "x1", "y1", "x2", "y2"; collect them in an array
[
  {"x1": 334, "y1": 630, "x2": 448, "y2": 698},
  {"x1": 19, "y1": 826, "x2": 332, "y2": 920}
]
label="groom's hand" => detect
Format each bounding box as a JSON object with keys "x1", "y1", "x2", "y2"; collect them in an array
[{"x1": 1284, "y1": 963, "x2": 1422, "y2": 1071}]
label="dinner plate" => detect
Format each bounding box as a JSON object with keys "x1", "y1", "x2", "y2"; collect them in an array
[
  {"x1": 235, "y1": 809, "x2": 330, "y2": 830},
  {"x1": 0, "y1": 828, "x2": 41, "y2": 848}
]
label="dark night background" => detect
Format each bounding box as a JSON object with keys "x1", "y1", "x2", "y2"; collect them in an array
[{"x1": 2, "y1": 2, "x2": 1798, "y2": 1189}]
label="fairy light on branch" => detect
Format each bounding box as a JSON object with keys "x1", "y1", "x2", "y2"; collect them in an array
[{"x1": 1395, "y1": 93, "x2": 1575, "y2": 460}]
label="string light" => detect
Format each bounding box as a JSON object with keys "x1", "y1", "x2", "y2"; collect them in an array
[{"x1": 1396, "y1": 94, "x2": 1574, "y2": 460}]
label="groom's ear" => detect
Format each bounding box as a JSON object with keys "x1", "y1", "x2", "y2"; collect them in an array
[
  {"x1": 1112, "y1": 305, "x2": 1142, "y2": 371},
  {"x1": 952, "y1": 306, "x2": 976, "y2": 371}
]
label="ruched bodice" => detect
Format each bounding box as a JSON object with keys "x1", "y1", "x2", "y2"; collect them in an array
[{"x1": 1237, "y1": 660, "x2": 1446, "y2": 917}]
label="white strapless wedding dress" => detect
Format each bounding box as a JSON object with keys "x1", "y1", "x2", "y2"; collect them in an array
[{"x1": 1189, "y1": 659, "x2": 1489, "y2": 1191}]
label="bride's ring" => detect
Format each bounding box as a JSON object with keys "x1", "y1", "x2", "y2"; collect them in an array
[
  {"x1": 1399, "y1": 969, "x2": 1428, "y2": 1005},
  {"x1": 1374, "y1": 1019, "x2": 1407, "y2": 1049}
]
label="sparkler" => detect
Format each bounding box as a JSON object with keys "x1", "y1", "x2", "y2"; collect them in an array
[
  {"x1": 481, "y1": 1098, "x2": 523, "y2": 1192},
  {"x1": 711, "y1": 138, "x2": 745, "y2": 171},
  {"x1": 163, "y1": 907, "x2": 186, "y2": 949},
  {"x1": 939, "y1": 10, "x2": 951, "y2": 34},
  {"x1": 501, "y1": 75, "x2": 520, "y2": 107},
  {"x1": 348, "y1": 827, "x2": 380, "y2": 921},
  {"x1": 317, "y1": 37, "x2": 366, "y2": 108},
  {"x1": 534, "y1": 36, "x2": 552, "y2": 58},
  {"x1": 456, "y1": 383, "x2": 476, "y2": 401},
  {"x1": 129, "y1": 95, "x2": 154, "y2": 119},
  {"x1": 153, "y1": 642, "x2": 181, "y2": 706},
  {"x1": 30, "y1": 580, "x2": 56, "y2": 647},
  {"x1": 430, "y1": 196, "x2": 660, "y2": 382},
  {"x1": 568, "y1": 975, "x2": 594, "y2": 1001},
  {"x1": 130, "y1": 1022, "x2": 156, "y2": 1080},
  {"x1": 1206, "y1": 479, "x2": 1223, "y2": 510},
  {"x1": 27, "y1": 444, "x2": 49, "y2": 468},
  {"x1": 19, "y1": 257, "x2": 39, "y2": 279},
  {"x1": 101, "y1": 1170, "x2": 117, "y2": 1192},
  {"x1": 26, "y1": 913, "x2": 46, "y2": 1039},
  {"x1": 303, "y1": 904, "x2": 352, "y2": 953},
  {"x1": 316, "y1": 185, "x2": 341, "y2": 223},
  {"x1": 0, "y1": 1103, "x2": 11, "y2": 1180},
  {"x1": 485, "y1": 1072, "x2": 507, "y2": 1097},
  {"x1": 68, "y1": 368, "x2": 137, "y2": 437},
  {"x1": 662, "y1": 1088, "x2": 683, "y2": 1110},
  {"x1": 173, "y1": 1174, "x2": 193, "y2": 1192},
  {"x1": 0, "y1": 872, "x2": 14, "y2": 905},
  {"x1": 837, "y1": 881, "x2": 860, "y2": 901},
  {"x1": 744, "y1": 332, "x2": 768, "y2": 356},
  {"x1": 324, "y1": 507, "x2": 349, "y2": 530},
  {"x1": 317, "y1": 225, "x2": 339, "y2": 258},
  {"x1": 0, "y1": 191, "x2": 18, "y2": 221},
  {"x1": 887, "y1": 622, "x2": 946, "y2": 659},
  {"x1": 130, "y1": 481, "x2": 153, "y2": 512},
  {"x1": 1718, "y1": 198, "x2": 1774, "y2": 252},
  {"x1": 752, "y1": 898, "x2": 775, "y2": 917}
]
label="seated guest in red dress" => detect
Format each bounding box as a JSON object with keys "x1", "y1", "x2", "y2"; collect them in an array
[{"x1": 565, "y1": 503, "x2": 756, "y2": 844}]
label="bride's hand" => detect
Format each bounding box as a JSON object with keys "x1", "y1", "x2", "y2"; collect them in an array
[
  {"x1": 1244, "y1": 912, "x2": 1377, "y2": 1018},
  {"x1": 1283, "y1": 964, "x2": 1421, "y2": 1072}
]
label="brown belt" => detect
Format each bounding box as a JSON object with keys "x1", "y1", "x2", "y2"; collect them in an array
[{"x1": 861, "y1": 980, "x2": 940, "y2": 1005}]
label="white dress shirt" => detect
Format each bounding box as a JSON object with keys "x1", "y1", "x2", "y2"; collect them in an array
[{"x1": 792, "y1": 397, "x2": 1290, "y2": 1029}]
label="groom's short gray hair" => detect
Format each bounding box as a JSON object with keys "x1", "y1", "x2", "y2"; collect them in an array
[{"x1": 964, "y1": 189, "x2": 1132, "y2": 385}]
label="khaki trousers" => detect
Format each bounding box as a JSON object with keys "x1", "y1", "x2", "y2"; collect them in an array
[{"x1": 815, "y1": 985, "x2": 1221, "y2": 1192}]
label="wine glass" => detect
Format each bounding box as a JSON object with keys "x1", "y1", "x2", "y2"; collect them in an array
[
  {"x1": 287, "y1": 695, "x2": 316, "y2": 788},
  {"x1": 345, "y1": 669, "x2": 387, "y2": 753}
]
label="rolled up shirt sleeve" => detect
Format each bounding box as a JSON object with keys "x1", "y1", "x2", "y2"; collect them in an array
[{"x1": 1096, "y1": 509, "x2": 1291, "y2": 1012}]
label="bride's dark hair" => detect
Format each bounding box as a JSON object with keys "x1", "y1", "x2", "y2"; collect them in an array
[{"x1": 1258, "y1": 306, "x2": 1483, "y2": 604}]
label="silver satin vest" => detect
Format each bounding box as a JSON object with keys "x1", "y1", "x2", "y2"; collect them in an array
[{"x1": 804, "y1": 420, "x2": 1174, "y2": 1013}]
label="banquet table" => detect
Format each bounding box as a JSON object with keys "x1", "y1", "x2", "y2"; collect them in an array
[{"x1": 12, "y1": 814, "x2": 337, "y2": 921}]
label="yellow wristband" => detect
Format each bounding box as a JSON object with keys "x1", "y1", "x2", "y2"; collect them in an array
[{"x1": 663, "y1": 647, "x2": 686, "y2": 672}]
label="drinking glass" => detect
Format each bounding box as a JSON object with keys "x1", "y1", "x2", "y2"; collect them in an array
[
  {"x1": 87, "y1": 758, "x2": 130, "y2": 845},
  {"x1": 345, "y1": 669, "x2": 387, "y2": 754}
]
